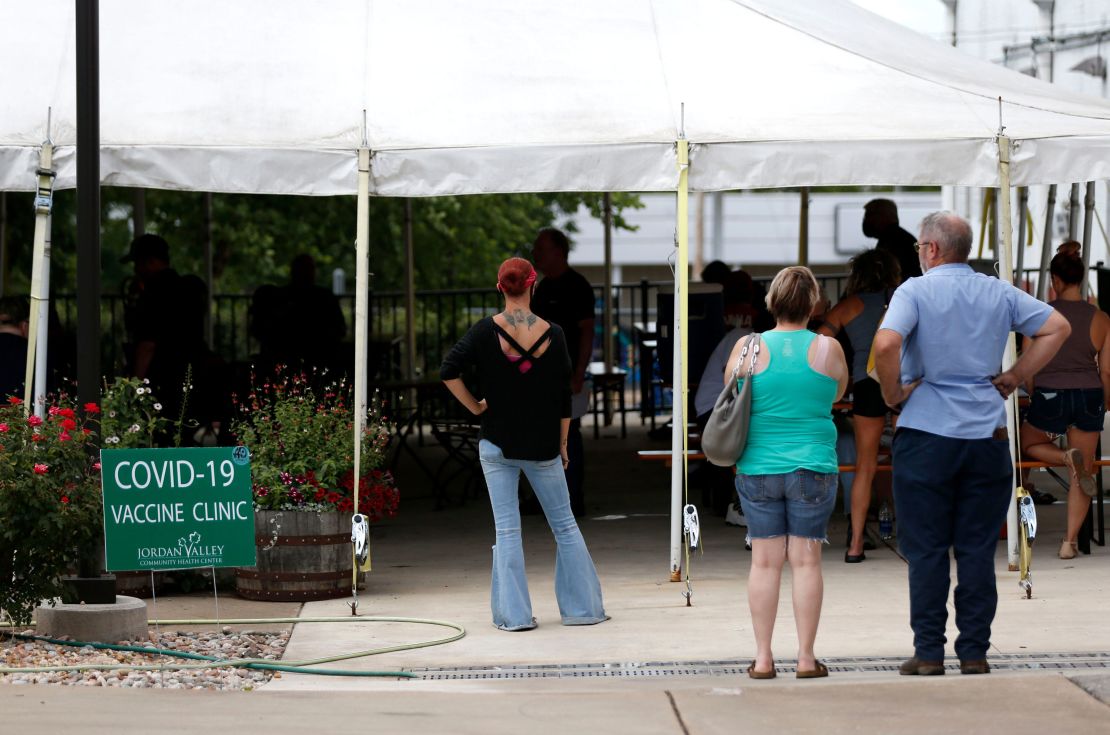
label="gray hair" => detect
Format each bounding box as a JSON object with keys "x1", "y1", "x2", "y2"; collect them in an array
[{"x1": 919, "y1": 211, "x2": 973, "y2": 262}]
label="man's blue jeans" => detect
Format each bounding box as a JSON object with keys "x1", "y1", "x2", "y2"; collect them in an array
[
  {"x1": 478, "y1": 439, "x2": 607, "y2": 631},
  {"x1": 892, "y1": 428, "x2": 1012, "y2": 662}
]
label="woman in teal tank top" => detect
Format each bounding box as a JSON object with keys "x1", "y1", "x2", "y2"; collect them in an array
[{"x1": 723, "y1": 266, "x2": 848, "y2": 680}]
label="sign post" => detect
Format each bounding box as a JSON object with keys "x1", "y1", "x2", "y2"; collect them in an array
[{"x1": 101, "y1": 447, "x2": 256, "y2": 572}]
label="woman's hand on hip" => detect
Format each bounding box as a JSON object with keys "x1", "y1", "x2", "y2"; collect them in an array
[
  {"x1": 560, "y1": 441, "x2": 570, "y2": 470},
  {"x1": 473, "y1": 398, "x2": 488, "y2": 415}
]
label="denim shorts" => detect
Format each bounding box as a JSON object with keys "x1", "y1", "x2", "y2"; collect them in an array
[
  {"x1": 1026, "y1": 387, "x2": 1105, "y2": 436},
  {"x1": 735, "y1": 470, "x2": 838, "y2": 543}
]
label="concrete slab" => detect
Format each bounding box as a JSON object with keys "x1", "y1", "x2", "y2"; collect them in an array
[{"x1": 3, "y1": 672, "x2": 1108, "y2": 735}]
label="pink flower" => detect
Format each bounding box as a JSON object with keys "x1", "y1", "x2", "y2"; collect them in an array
[
  {"x1": 0, "y1": 423, "x2": 8, "y2": 433},
  {"x1": 48, "y1": 406, "x2": 60, "y2": 416},
  {"x1": 33, "y1": 463, "x2": 49, "y2": 475},
  {"x1": 27, "y1": 415, "x2": 43, "y2": 427},
  {"x1": 92, "y1": 462, "x2": 102, "y2": 472}
]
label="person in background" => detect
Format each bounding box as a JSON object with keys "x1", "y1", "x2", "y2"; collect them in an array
[
  {"x1": 701, "y1": 260, "x2": 732, "y2": 288},
  {"x1": 863, "y1": 198, "x2": 922, "y2": 282},
  {"x1": 441, "y1": 257, "x2": 607, "y2": 632},
  {"x1": 695, "y1": 270, "x2": 757, "y2": 521},
  {"x1": 728, "y1": 266, "x2": 848, "y2": 680},
  {"x1": 532, "y1": 228, "x2": 595, "y2": 517},
  {"x1": 0, "y1": 296, "x2": 29, "y2": 399},
  {"x1": 818, "y1": 248, "x2": 901, "y2": 563},
  {"x1": 873, "y1": 212, "x2": 1069, "y2": 676},
  {"x1": 1020, "y1": 241, "x2": 1110, "y2": 560},
  {"x1": 123, "y1": 234, "x2": 199, "y2": 421}
]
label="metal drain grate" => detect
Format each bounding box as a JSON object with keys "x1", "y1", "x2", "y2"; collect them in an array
[{"x1": 410, "y1": 652, "x2": 1110, "y2": 680}]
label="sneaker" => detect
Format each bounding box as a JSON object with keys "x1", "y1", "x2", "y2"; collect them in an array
[{"x1": 725, "y1": 502, "x2": 747, "y2": 527}]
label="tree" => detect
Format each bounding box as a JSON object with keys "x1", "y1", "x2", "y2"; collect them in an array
[{"x1": 1, "y1": 189, "x2": 642, "y2": 295}]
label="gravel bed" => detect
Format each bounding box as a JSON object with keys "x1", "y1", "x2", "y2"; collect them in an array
[{"x1": 1, "y1": 628, "x2": 290, "y2": 690}]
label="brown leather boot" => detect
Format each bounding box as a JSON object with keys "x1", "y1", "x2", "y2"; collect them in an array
[
  {"x1": 899, "y1": 656, "x2": 945, "y2": 675},
  {"x1": 959, "y1": 659, "x2": 990, "y2": 675}
]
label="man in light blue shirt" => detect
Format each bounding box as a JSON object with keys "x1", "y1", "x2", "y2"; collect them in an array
[{"x1": 873, "y1": 211, "x2": 1070, "y2": 677}]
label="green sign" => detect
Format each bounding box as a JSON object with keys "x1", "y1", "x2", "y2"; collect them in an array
[{"x1": 101, "y1": 447, "x2": 256, "y2": 571}]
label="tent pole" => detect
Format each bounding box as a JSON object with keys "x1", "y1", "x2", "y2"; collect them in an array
[
  {"x1": 996, "y1": 136, "x2": 1021, "y2": 571},
  {"x1": 602, "y1": 193, "x2": 614, "y2": 374},
  {"x1": 23, "y1": 141, "x2": 55, "y2": 418},
  {"x1": 0, "y1": 193, "x2": 7, "y2": 297},
  {"x1": 1036, "y1": 185, "x2": 1057, "y2": 301},
  {"x1": 132, "y1": 188, "x2": 145, "y2": 237},
  {"x1": 1082, "y1": 182, "x2": 1096, "y2": 299},
  {"x1": 352, "y1": 145, "x2": 372, "y2": 597},
  {"x1": 1015, "y1": 187, "x2": 1028, "y2": 287},
  {"x1": 670, "y1": 137, "x2": 689, "y2": 583},
  {"x1": 203, "y1": 192, "x2": 214, "y2": 348},
  {"x1": 798, "y1": 187, "x2": 810, "y2": 266},
  {"x1": 1068, "y1": 183, "x2": 1080, "y2": 240},
  {"x1": 75, "y1": 0, "x2": 101, "y2": 423},
  {"x1": 403, "y1": 198, "x2": 416, "y2": 380}
]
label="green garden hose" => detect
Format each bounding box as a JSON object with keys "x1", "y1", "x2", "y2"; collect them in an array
[{"x1": 0, "y1": 615, "x2": 466, "y2": 679}]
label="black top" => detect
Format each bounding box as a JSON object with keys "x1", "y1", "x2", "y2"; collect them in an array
[
  {"x1": 440, "y1": 316, "x2": 572, "y2": 461},
  {"x1": 876, "y1": 224, "x2": 923, "y2": 281},
  {"x1": 0, "y1": 333, "x2": 27, "y2": 399},
  {"x1": 532, "y1": 268, "x2": 595, "y2": 375}
]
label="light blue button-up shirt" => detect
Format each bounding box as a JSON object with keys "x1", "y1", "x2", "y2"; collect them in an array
[{"x1": 880, "y1": 263, "x2": 1054, "y2": 440}]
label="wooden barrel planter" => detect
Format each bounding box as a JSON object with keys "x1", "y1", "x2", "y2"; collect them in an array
[{"x1": 235, "y1": 510, "x2": 365, "y2": 602}]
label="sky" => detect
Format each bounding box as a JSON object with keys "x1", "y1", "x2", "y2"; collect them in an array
[{"x1": 851, "y1": 0, "x2": 948, "y2": 37}]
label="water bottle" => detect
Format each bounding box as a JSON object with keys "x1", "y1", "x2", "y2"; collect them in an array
[{"x1": 879, "y1": 501, "x2": 894, "y2": 540}]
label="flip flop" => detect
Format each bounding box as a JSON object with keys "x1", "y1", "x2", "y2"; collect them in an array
[
  {"x1": 796, "y1": 660, "x2": 829, "y2": 679},
  {"x1": 747, "y1": 662, "x2": 776, "y2": 679},
  {"x1": 1064, "y1": 448, "x2": 1097, "y2": 497}
]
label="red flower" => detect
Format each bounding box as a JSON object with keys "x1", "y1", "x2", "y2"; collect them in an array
[
  {"x1": 48, "y1": 406, "x2": 60, "y2": 416},
  {"x1": 84, "y1": 403, "x2": 100, "y2": 414},
  {"x1": 325, "y1": 491, "x2": 341, "y2": 504},
  {"x1": 31, "y1": 434, "x2": 45, "y2": 443},
  {"x1": 58, "y1": 432, "x2": 72, "y2": 442},
  {"x1": 8, "y1": 396, "x2": 23, "y2": 405},
  {"x1": 33, "y1": 463, "x2": 49, "y2": 475},
  {"x1": 27, "y1": 415, "x2": 43, "y2": 427},
  {"x1": 337, "y1": 498, "x2": 354, "y2": 513},
  {"x1": 60, "y1": 495, "x2": 70, "y2": 505},
  {"x1": 61, "y1": 418, "x2": 77, "y2": 431},
  {"x1": 58, "y1": 408, "x2": 76, "y2": 420},
  {"x1": 0, "y1": 423, "x2": 8, "y2": 433}
]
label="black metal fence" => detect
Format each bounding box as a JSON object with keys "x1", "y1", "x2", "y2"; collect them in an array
[{"x1": 46, "y1": 272, "x2": 849, "y2": 418}]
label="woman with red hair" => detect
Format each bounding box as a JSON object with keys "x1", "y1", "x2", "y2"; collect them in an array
[{"x1": 441, "y1": 257, "x2": 608, "y2": 631}]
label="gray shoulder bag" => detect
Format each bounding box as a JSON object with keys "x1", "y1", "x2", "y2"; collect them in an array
[{"x1": 701, "y1": 334, "x2": 761, "y2": 467}]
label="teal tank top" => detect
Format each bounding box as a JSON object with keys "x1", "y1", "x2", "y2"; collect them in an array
[{"x1": 736, "y1": 330, "x2": 839, "y2": 476}]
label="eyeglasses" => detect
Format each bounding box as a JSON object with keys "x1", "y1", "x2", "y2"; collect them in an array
[{"x1": 913, "y1": 241, "x2": 935, "y2": 253}]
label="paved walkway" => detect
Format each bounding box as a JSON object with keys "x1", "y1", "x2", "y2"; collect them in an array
[{"x1": 8, "y1": 422, "x2": 1109, "y2": 731}]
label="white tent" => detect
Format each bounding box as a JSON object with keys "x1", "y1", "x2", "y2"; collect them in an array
[
  {"x1": 4, "y1": 0, "x2": 1110, "y2": 194},
  {"x1": 3, "y1": 0, "x2": 1110, "y2": 580}
]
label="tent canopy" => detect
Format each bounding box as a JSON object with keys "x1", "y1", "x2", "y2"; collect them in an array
[{"x1": 3, "y1": 0, "x2": 1110, "y2": 196}]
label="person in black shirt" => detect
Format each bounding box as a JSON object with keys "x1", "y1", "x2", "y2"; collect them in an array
[
  {"x1": 531, "y1": 228, "x2": 595, "y2": 517},
  {"x1": 441, "y1": 257, "x2": 607, "y2": 632},
  {"x1": 863, "y1": 199, "x2": 922, "y2": 281},
  {"x1": 123, "y1": 234, "x2": 205, "y2": 429},
  {"x1": 0, "y1": 297, "x2": 29, "y2": 400}
]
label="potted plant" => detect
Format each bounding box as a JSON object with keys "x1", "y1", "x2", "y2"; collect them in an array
[
  {"x1": 231, "y1": 372, "x2": 399, "y2": 601},
  {"x1": 0, "y1": 396, "x2": 103, "y2": 624}
]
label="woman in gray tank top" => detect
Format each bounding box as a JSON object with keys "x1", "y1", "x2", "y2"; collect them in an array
[
  {"x1": 819, "y1": 248, "x2": 901, "y2": 563},
  {"x1": 1022, "y1": 242, "x2": 1110, "y2": 559}
]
